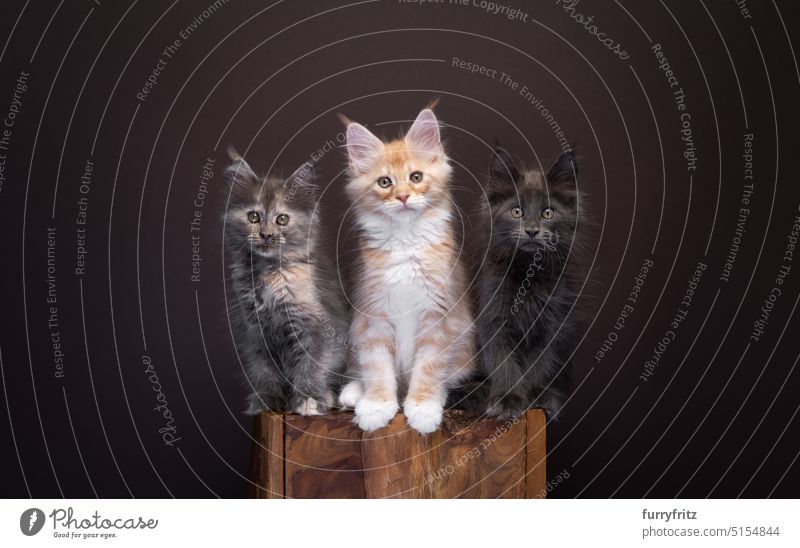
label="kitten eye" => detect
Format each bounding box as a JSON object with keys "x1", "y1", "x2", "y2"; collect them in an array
[
  {"x1": 541, "y1": 207, "x2": 555, "y2": 220},
  {"x1": 409, "y1": 171, "x2": 423, "y2": 183},
  {"x1": 377, "y1": 176, "x2": 393, "y2": 189},
  {"x1": 275, "y1": 214, "x2": 290, "y2": 226},
  {"x1": 247, "y1": 211, "x2": 260, "y2": 223},
  {"x1": 510, "y1": 206, "x2": 524, "y2": 219}
]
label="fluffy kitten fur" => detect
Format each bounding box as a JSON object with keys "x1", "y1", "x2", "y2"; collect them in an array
[
  {"x1": 476, "y1": 146, "x2": 588, "y2": 420},
  {"x1": 338, "y1": 108, "x2": 477, "y2": 433},
  {"x1": 224, "y1": 151, "x2": 347, "y2": 415}
]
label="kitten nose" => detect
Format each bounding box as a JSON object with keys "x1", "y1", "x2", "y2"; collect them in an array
[
  {"x1": 396, "y1": 194, "x2": 409, "y2": 205},
  {"x1": 525, "y1": 229, "x2": 540, "y2": 238}
]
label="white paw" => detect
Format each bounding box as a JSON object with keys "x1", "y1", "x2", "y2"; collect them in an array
[
  {"x1": 354, "y1": 398, "x2": 398, "y2": 432},
  {"x1": 404, "y1": 400, "x2": 443, "y2": 434},
  {"x1": 338, "y1": 381, "x2": 363, "y2": 408},
  {"x1": 293, "y1": 398, "x2": 322, "y2": 416}
]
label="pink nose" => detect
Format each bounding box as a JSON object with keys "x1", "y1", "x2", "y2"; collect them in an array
[{"x1": 396, "y1": 194, "x2": 409, "y2": 205}]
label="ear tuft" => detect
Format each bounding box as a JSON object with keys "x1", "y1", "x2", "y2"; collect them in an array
[
  {"x1": 489, "y1": 145, "x2": 520, "y2": 184},
  {"x1": 285, "y1": 162, "x2": 318, "y2": 209},
  {"x1": 225, "y1": 148, "x2": 258, "y2": 188},
  {"x1": 547, "y1": 145, "x2": 578, "y2": 185},
  {"x1": 288, "y1": 161, "x2": 314, "y2": 186},
  {"x1": 227, "y1": 146, "x2": 241, "y2": 162},
  {"x1": 336, "y1": 112, "x2": 353, "y2": 126},
  {"x1": 346, "y1": 122, "x2": 384, "y2": 175},
  {"x1": 405, "y1": 108, "x2": 442, "y2": 154}
]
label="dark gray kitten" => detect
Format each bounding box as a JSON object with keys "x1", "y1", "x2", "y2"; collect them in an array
[
  {"x1": 224, "y1": 151, "x2": 348, "y2": 415},
  {"x1": 476, "y1": 146, "x2": 589, "y2": 420}
]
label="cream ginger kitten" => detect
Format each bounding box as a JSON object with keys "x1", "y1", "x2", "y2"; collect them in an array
[{"x1": 338, "y1": 108, "x2": 476, "y2": 434}]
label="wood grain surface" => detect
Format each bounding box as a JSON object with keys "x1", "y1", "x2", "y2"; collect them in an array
[
  {"x1": 284, "y1": 412, "x2": 366, "y2": 498},
  {"x1": 250, "y1": 409, "x2": 547, "y2": 499},
  {"x1": 250, "y1": 412, "x2": 284, "y2": 499}
]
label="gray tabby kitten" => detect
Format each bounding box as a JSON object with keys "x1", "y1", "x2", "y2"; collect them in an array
[
  {"x1": 224, "y1": 151, "x2": 348, "y2": 415},
  {"x1": 476, "y1": 146, "x2": 589, "y2": 420}
]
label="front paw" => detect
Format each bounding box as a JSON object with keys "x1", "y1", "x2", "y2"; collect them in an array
[
  {"x1": 292, "y1": 397, "x2": 324, "y2": 416},
  {"x1": 486, "y1": 393, "x2": 528, "y2": 421},
  {"x1": 338, "y1": 381, "x2": 363, "y2": 408},
  {"x1": 404, "y1": 399, "x2": 443, "y2": 434},
  {"x1": 354, "y1": 398, "x2": 399, "y2": 431}
]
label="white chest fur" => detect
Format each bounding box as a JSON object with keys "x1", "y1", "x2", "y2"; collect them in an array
[
  {"x1": 360, "y1": 210, "x2": 451, "y2": 373},
  {"x1": 384, "y1": 242, "x2": 430, "y2": 373}
]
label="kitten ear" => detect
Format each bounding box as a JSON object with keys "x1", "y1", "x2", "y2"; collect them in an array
[
  {"x1": 346, "y1": 122, "x2": 383, "y2": 175},
  {"x1": 489, "y1": 145, "x2": 520, "y2": 184},
  {"x1": 405, "y1": 108, "x2": 442, "y2": 156},
  {"x1": 225, "y1": 148, "x2": 258, "y2": 188},
  {"x1": 284, "y1": 162, "x2": 318, "y2": 209},
  {"x1": 547, "y1": 146, "x2": 578, "y2": 186}
]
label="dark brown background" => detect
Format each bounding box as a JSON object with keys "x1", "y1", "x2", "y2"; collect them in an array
[{"x1": 1, "y1": 0, "x2": 799, "y2": 497}]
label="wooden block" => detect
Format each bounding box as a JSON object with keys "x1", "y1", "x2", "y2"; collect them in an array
[
  {"x1": 284, "y1": 412, "x2": 365, "y2": 498},
  {"x1": 361, "y1": 414, "x2": 432, "y2": 498},
  {"x1": 428, "y1": 412, "x2": 527, "y2": 498},
  {"x1": 250, "y1": 410, "x2": 547, "y2": 498},
  {"x1": 250, "y1": 412, "x2": 284, "y2": 499},
  {"x1": 525, "y1": 409, "x2": 547, "y2": 499}
]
